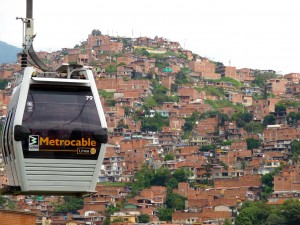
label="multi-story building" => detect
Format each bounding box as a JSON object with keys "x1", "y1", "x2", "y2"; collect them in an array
[
  {"x1": 284, "y1": 73, "x2": 300, "y2": 84},
  {"x1": 248, "y1": 99, "x2": 277, "y2": 122},
  {"x1": 216, "y1": 65, "x2": 237, "y2": 80},
  {"x1": 263, "y1": 125, "x2": 300, "y2": 151},
  {"x1": 267, "y1": 78, "x2": 287, "y2": 96},
  {"x1": 236, "y1": 68, "x2": 255, "y2": 84},
  {"x1": 189, "y1": 58, "x2": 221, "y2": 80},
  {"x1": 269, "y1": 158, "x2": 300, "y2": 203},
  {"x1": 100, "y1": 147, "x2": 125, "y2": 182}
]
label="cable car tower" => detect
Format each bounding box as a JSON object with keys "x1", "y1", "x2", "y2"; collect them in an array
[{"x1": 0, "y1": 0, "x2": 108, "y2": 195}]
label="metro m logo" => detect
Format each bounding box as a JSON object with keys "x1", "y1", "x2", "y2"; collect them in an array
[
  {"x1": 29, "y1": 135, "x2": 39, "y2": 146},
  {"x1": 29, "y1": 135, "x2": 39, "y2": 151}
]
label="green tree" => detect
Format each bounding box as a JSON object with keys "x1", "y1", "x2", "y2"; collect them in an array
[
  {"x1": 286, "y1": 112, "x2": 300, "y2": 125},
  {"x1": 246, "y1": 138, "x2": 261, "y2": 150},
  {"x1": 157, "y1": 207, "x2": 173, "y2": 221},
  {"x1": 222, "y1": 140, "x2": 232, "y2": 146},
  {"x1": 7, "y1": 199, "x2": 17, "y2": 210},
  {"x1": 263, "y1": 114, "x2": 276, "y2": 127},
  {"x1": 252, "y1": 71, "x2": 278, "y2": 88},
  {"x1": 0, "y1": 196, "x2": 7, "y2": 208},
  {"x1": 203, "y1": 164, "x2": 213, "y2": 182},
  {"x1": 166, "y1": 177, "x2": 179, "y2": 189},
  {"x1": 275, "y1": 104, "x2": 286, "y2": 113},
  {"x1": 235, "y1": 201, "x2": 271, "y2": 225},
  {"x1": 174, "y1": 68, "x2": 190, "y2": 85},
  {"x1": 280, "y1": 199, "x2": 300, "y2": 225},
  {"x1": 199, "y1": 144, "x2": 217, "y2": 152},
  {"x1": 148, "y1": 80, "x2": 178, "y2": 105},
  {"x1": 183, "y1": 111, "x2": 200, "y2": 138},
  {"x1": 262, "y1": 85, "x2": 268, "y2": 99},
  {"x1": 141, "y1": 48, "x2": 149, "y2": 56},
  {"x1": 266, "y1": 213, "x2": 286, "y2": 225},
  {"x1": 138, "y1": 214, "x2": 150, "y2": 223},
  {"x1": 54, "y1": 196, "x2": 84, "y2": 213},
  {"x1": 104, "y1": 204, "x2": 121, "y2": 225},
  {"x1": 217, "y1": 112, "x2": 230, "y2": 126},
  {"x1": 219, "y1": 160, "x2": 228, "y2": 170},
  {"x1": 224, "y1": 218, "x2": 233, "y2": 225},
  {"x1": 232, "y1": 112, "x2": 253, "y2": 127},
  {"x1": 261, "y1": 172, "x2": 274, "y2": 188},
  {"x1": 105, "y1": 64, "x2": 117, "y2": 73},
  {"x1": 290, "y1": 139, "x2": 300, "y2": 161},
  {"x1": 165, "y1": 192, "x2": 186, "y2": 210},
  {"x1": 123, "y1": 106, "x2": 132, "y2": 116},
  {"x1": 235, "y1": 200, "x2": 300, "y2": 225},
  {"x1": 235, "y1": 216, "x2": 252, "y2": 225},
  {"x1": 172, "y1": 168, "x2": 192, "y2": 182},
  {"x1": 92, "y1": 29, "x2": 102, "y2": 36},
  {"x1": 143, "y1": 97, "x2": 157, "y2": 110},
  {"x1": 171, "y1": 83, "x2": 178, "y2": 92},
  {"x1": 261, "y1": 174, "x2": 274, "y2": 200},
  {"x1": 164, "y1": 154, "x2": 175, "y2": 161},
  {"x1": 106, "y1": 204, "x2": 121, "y2": 216},
  {"x1": 261, "y1": 166, "x2": 281, "y2": 200},
  {"x1": 141, "y1": 113, "x2": 169, "y2": 132},
  {"x1": 152, "y1": 167, "x2": 171, "y2": 186},
  {"x1": 129, "y1": 164, "x2": 154, "y2": 196}
]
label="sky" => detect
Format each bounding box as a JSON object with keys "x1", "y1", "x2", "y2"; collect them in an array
[{"x1": 1, "y1": 0, "x2": 300, "y2": 74}]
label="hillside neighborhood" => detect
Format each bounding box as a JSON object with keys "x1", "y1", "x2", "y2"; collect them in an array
[{"x1": 1, "y1": 30, "x2": 300, "y2": 224}]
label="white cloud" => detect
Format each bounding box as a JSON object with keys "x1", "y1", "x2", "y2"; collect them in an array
[{"x1": 1, "y1": 0, "x2": 300, "y2": 74}]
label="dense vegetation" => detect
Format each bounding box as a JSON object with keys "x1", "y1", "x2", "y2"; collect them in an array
[
  {"x1": 252, "y1": 71, "x2": 278, "y2": 88},
  {"x1": 127, "y1": 164, "x2": 192, "y2": 195},
  {"x1": 53, "y1": 196, "x2": 84, "y2": 213},
  {"x1": 261, "y1": 167, "x2": 282, "y2": 200},
  {"x1": 235, "y1": 200, "x2": 300, "y2": 225}
]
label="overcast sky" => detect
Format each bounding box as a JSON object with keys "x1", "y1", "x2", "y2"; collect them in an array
[{"x1": 1, "y1": 0, "x2": 300, "y2": 74}]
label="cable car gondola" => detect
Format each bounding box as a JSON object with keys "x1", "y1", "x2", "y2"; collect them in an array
[
  {"x1": 0, "y1": 0, "x2": 108, "y2": 196},
  {"x1": 1, "y1": 64, "x2": 108, "y2": 195}
]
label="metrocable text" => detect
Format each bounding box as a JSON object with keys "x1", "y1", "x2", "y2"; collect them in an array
[{"x1": 40, "y1": 137, "x2": 97, "y2": 147}]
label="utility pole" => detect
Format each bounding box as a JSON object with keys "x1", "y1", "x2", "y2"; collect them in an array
[{"x1": 16, "y1": 0, "x2": 35, "y2": 68}]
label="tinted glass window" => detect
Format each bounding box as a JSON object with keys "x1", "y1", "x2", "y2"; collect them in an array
[
  {"x1": 1, "y1": 111, "x2": 12, "y2": 164},
  {"x1": 22, "y1": 84, "x2": 102, "y2": 160}
]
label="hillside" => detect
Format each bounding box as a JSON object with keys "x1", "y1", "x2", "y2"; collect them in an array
[{"x1": 0, "y1": 41, "x2": 22, "y2": 64}]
